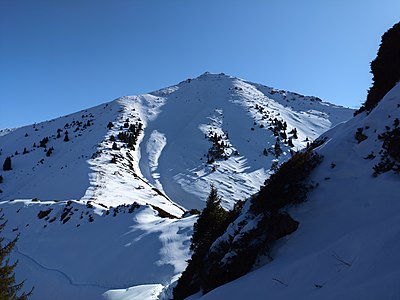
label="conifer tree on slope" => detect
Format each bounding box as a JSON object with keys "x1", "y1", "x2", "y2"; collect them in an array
[
  {"x1": 191, "y1": 186, "x2": 228, "y2": 254},
  {"x1": 0, "y1": 209, "x2": 32, "y2": 299},
  {"x1": 3, "y1": 156, "x2": 12, "y2": 171},
  {"x1": 174, "y1": 186, "x2": 229, "y2": 299}
]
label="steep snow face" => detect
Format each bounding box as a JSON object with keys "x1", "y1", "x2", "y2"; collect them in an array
[
  {"x1": 137, "y1": 72, "x2": 353, "y2": 210},
  {"x1": 197, "y1": 83, "x2": 400, "y2": 300}
]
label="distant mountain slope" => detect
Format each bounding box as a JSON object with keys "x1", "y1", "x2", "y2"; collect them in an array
[{"x1": 192, "y1": 82, "x2": 400, "y2": 300}]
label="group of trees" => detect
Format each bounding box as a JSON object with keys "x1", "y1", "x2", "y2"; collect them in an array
[
  {"x1": 109, "y1": 120, "x2": 143, "y2": 151},
  {"x1": 373, "y1": 120, "x2": 400, "y2": 176},
  {"x1": 206, "y1": 131, "x2": 230, "y2": 163},
  {"x1": 174, "y1": 150, "x2": 323, "y2": 299}
]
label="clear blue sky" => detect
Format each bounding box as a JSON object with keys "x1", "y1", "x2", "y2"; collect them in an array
[{"x1": 1, "y1": 0, "x2": 399, "y2": 128}]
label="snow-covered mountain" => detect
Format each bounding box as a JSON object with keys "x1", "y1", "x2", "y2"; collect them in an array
[
  {"x1": 0, "y1": 72, "x2": 351, "y2": 210},
  {"x1": 0, "y1": 72, "x2": 353, "y2": 299}
]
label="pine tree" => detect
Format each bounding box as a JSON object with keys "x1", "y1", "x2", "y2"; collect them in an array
[
  {"x1": 274, "y1": 141, "x2": 282, "y2": 157},
  {"x1": 174, "y1": 186, "x2": 229, "y2": 299},
  {"x1": 112, "y1": 142, "x2": 119, "y2": 150},
  {"x1": 0, "y1": 209, "x2": 33, "y2": 299},
  {"x1": 292, "y1": 128, "x2": 298, "y2": 139},
  {"x1": 288, "y1": 138, "x2": 294, "y2": 147},
  {"x1": 46, "y1": 147, "x2": 53, "y2": 157},
  {"x1": 191, "y1": 185, "x2": 228, "y2": 253},
  {"x1": 63, "y1": 133, "x2": 69, "y2": 142},
  {"x1": 3, "y1": 157, "x2": 12, "y2": 171}
]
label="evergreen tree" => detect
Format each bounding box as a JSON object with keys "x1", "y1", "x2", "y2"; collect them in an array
[
  {"x1": 174, "y1": 186, "x2": 229, "y2": 300},
  {"x1": 191, "y1": 186, "x2": 228, "y2": 253},
  {"x1": 63, "y1": 133, "x2": 69, "y2": 142},
  {"x1": 0, "y1": 209, "x2": 33, "y2": 299},
  {"x1": 288, "y1": 138, "x2": 294, "y2": 147},
  {"x1": 112, "y1": 142, "x2": 119, "y2": 150},
  {"x1": 3, "y1": 157, "x2": 12, "y2": 171},
  {"x1": 292, "y1": 128, "x2": 298, "y2": 139},
  {"x1": 46, "y1": 147, "x2": 53, "y2": 157},
  {"x1": 356, "y1": 22, "x2": 400, "y2": 114},
  {"x1": 274, "y1": 141, "x2": 282, "y2": 157}
]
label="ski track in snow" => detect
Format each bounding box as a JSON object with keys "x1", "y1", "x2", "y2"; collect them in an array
[{"x1": 14, "y1": 246, "x2": 123, "y2": 290}]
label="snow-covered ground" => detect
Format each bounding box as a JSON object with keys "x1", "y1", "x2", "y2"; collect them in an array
[
  {"x1": 195, "y1": 83, "x2": 400, "y2": 300},
  {"x1": 0, "y1": 72, "x2": 353, "y2": 299},
  {"x1": 0, "y1": 200, "x2": 195, "y2": 299}
]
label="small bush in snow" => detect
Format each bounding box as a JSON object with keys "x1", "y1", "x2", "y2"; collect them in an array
[
  {"x1": 37, "y1": 209, "x2": 52, "y2": 219},
  {"x1": 373, "y1": 127, "x2": 400, "y2": 176},
  {"x1": 355, "y1": 128, "x2": 368, "y2": 143}
]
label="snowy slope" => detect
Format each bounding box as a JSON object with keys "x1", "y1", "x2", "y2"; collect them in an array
[
  {"x1": 0, "y1": 199, "x2": 195, "y2": 299},
  {"x1": 139, "y1": 73, "x2": 352, "y2": 210},
  {"x1": 0, "y1": 72, "x2": 353, "y2": 299},
  {"x1": 196, "y1": 83, "x2": 400, "y2": 300},
  {"x1": 0, "y1": 72, "x2": 352, "y2": 212}
]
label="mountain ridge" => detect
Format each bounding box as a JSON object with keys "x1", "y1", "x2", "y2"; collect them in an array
[{"x1": 0, "y1": 72, "x2": 353, "y2": 212}]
